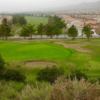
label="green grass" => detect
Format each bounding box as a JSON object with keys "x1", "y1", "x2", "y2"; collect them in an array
[
  {"x1": 11, "y1": 16, "x2": 48, "y2": 35},
  {"x1": 63, "y1": 39, "x2": 100, "y2": 80},
  {"x1": 0, "y1": 39, "x2": 100, "y2": 99},
  {"x1": 0, "y1": 39, "x2": 100, "y2": 81},
  {"x1": 25, "y1": 16, "x2": 48, "y2": 26},
  {"x1": 0, "y1": 41, "x2": 73, "y2": 62}
]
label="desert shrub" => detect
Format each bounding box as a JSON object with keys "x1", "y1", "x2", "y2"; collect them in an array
[
  {"x1": 17, "y1": 82, "x2": 52, "y2": 100},
  {"x1": 37, "y1": 66, "x2": 64, "y2": 83},
  {"x1": 50, "y1": 77, "x2": 100, "y2": 100},
  {"x1": 3, "y1": 69, "x2": 26, "y2": 82},
  {"x1": 68, "y1": 69, "x2": 87, "y2": 80}
]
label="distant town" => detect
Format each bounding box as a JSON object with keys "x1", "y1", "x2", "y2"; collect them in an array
[{"x1": 0, "y1": 12, "x2": 100, "y2": 39}]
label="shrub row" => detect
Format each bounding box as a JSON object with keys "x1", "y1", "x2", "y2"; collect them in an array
[
  {"x1": 37, "y1": 66, "x2": 64, "y2": 83},
  {"x1": 0, "y1": 55, "x2": 26, "y2": 82},
  {"x1": 0, "y1": 69, "x2": 25, "y2": 82},
  {"x1": 37, "y1": 66, "x2": 88, "y2": 83}
]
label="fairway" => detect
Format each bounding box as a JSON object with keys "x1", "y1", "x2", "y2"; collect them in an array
[
  {"x1": 25, "y1": 16, "x2": 48, "y2": 26},
  {"x1": 0, "y1": 39, "x2": 100, "y2": 80},
  {"x1": 0, "y1": 41, "x2": 73, "y2": 62}
]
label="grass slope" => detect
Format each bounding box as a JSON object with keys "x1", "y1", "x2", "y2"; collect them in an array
[
  {"x1": 0, "y1": 39, "x2": 100, "y2": 80},
  {"x1": 25, "y1": 16, "x2": 48, "y2": 26}
]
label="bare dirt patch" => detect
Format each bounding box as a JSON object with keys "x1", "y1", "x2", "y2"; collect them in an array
[
  {"x1": 23, "y1": 60, "x2": 57, "y2": 68},
  {"x1": 54, "y1": 41, "x2": 90, "y2": 53}
]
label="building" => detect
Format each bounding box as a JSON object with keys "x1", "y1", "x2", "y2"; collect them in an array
[{"x1": 0, "y1": 15, "x2": 13, "y2": 24}]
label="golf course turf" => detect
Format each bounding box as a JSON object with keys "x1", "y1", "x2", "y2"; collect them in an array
[
  {"x1": 0, "y1": 39, "x2": 100, "y2": 81},
  {"x1": 0, "y1": 41, "x2": 74, "y2": 62}
]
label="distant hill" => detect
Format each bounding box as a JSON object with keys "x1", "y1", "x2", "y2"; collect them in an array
[
  {"x1": 72, "y1": 1, "x2": 100, "y2": 11},
  {"x1": 58, "y1": 1, "x2": 100, "y2": 13}
]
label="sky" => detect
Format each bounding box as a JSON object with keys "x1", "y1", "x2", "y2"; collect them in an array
[{"x1": 0, "y1": 0, "x2": 99, "y2": 12}]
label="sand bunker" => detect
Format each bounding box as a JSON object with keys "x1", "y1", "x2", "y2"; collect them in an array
[
  {"x1": 55, "y1": 41, "x2": 90, "y2": 53},
  {"x1": 23, "y1": 60, "x2": 57, "y2": 68}
]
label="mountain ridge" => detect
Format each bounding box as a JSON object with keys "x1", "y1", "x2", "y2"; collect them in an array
[{"x1": 65, "y1": 1, "x2": 100, "y2": 12}]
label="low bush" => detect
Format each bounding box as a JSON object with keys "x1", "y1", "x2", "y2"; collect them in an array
[
  {"x1": 0, "y1": 54, "x2": 5, "y2": 70},
  {"x1": 68, "y1": 69, "x2": 87, "y2": 80},
  {"x1": 0, "y1": 67, "x2": 26, "y2": 82},
  {"x1": 3, "y1": 69, "x2": 26, "y2": 82},
  {"x1": 37, "y1": 66, "x2": 64, "y2": 83},
  {"x1": 0, "y1": 54, "x2": 26, "y2": 82}
]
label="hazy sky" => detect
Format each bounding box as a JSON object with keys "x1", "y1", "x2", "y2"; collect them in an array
[{"x1": 0, "y1": 0, "x2": 99, "y2": 12}]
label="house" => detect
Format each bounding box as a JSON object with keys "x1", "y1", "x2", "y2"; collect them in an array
[{"x1": 0, "y1": 15, "x2": 13, "y2": 24}]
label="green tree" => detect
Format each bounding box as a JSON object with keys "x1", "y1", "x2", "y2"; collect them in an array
[
  {"x1": 44, "y1": 24, "x2": 54, "y2": 38},
  {"x1": 12, "y1": 16, "x2": 27, "y2": 25},
  {"x1": 20, "y1": 26, "x2": 29, "y2": 39},
  {"x1": 37, "y1": 23, "x2": 44, "y2": 38},
  {"x1": 45, "y1": 16, "x2": 66, "y2": 38},
  {"x1": 67, "y1": 25, "x2": 78, "y2": 40},
  {"x1": 20, "y1": 24, "x2": 35, "y2": 39},
  {"x1": 82, "y1": 24, "x2": 93, "y2": 40},
  {"x1": 19, "y1": 16, "x2": 27, "y2": 25},
  {"x1": 0, "y1": 18, "x2": 11, "y2": 40}
]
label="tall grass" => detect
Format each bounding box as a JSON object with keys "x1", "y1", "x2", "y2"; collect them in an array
[
  {"x1": 0, "y1": 78, "x2": 100, "y2": 100},
  {"x1": 0, "y1": 81, "x2": 24, "y2": 100},
  {"x1": 17, "y1": 82, "x2": 52, "y2": 100},
  {"x1": 50, "y1": 77, "x2": 100, "y2": 100}
]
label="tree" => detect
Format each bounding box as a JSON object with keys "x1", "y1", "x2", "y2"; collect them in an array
[
  {"x1": 12, "y1": 16, "x2": 27, "y2": 25},
  {"x1": 45, "y1": 16, "x2": 66, "y2": 38},
  {"x1": 12, "y1": 16, "x2": 18, "y2": 25},
  {"x1": 44, "y1": 24, "x2": 54, "y2": 38},
  {"x1": 82, "y1": 24, "x2": 93, "y2": 40},
  {"x1": 19, "y1": 16, "x2": 27, "y2": 25},
  {"x1": 67, "y1": 25, "x2": 78, "y2": 40},
  {"x1": 20, "y1": 26, "x2": 29, "y2": 39},
  {"x1": 37, "y1": 23, "x2": 44, "y2": 38},
  {"x1": 20, "y1": 24, "x2": 35, "y2": 39},
  {"x1": 0, "y1": 18, "x2": 11, "y2": 40}
]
